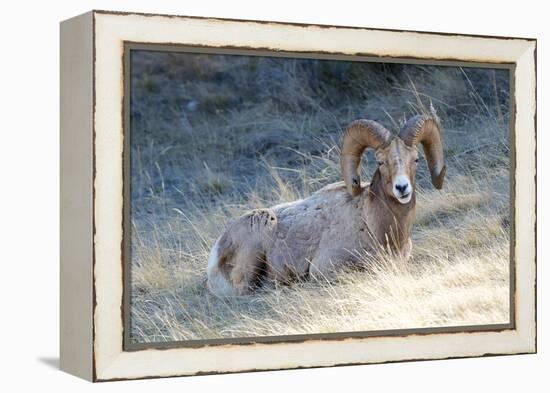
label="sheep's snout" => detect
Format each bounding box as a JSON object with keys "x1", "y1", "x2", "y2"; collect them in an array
[{"x1": 393, "y1": 175, "x2": 412, "y2": 204}]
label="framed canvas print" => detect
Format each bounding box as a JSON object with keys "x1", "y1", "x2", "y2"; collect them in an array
[{"x1": 60, "y1": 10, "x2": 537, "y2": 382}]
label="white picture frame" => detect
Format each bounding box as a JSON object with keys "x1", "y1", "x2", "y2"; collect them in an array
[{"x1": 60, "y1": 10, "x2": 536, "y2": 381}]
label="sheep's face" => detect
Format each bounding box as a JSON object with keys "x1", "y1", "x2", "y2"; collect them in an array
[{"x1": 375, "y1": 138, "x2": 419, "y2": 204}]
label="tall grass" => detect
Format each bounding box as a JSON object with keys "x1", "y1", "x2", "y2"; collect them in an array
[{"x1": 129, "y1": 51, "x2": 511, "y2": 343}]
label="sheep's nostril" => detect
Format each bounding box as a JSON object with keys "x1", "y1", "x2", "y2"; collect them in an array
[{"x1": 395, "y1": 183, "x2": 409, "y2": 195}]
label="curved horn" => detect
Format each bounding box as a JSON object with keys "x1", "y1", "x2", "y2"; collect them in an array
[
  {"x1": 341, "y1": 119, "x2": 391, "y2": 197},
  {"x1": 399, "y1": 115, "x2": 446, "y2": 189}
]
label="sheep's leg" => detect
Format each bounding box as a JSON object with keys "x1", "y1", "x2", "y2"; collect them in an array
[
  {"x1": 307, "y1": 252, "x2": 346, "y2": 282},
  {"x1": 264, "y1": 252, "x2": 300, "y2": 285},
  {"x1": 228, "y1": 247, "x2": 266, "y2": 295},
  {"x1": 207, "y1": 237, "x2": 266, "y2": 296},
  {"x1": 207, "y1": 209, "x2": 277, "y2": 296}
]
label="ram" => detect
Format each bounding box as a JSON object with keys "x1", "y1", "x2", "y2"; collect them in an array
[{"x1": 207, "y1": 113, "x2": 446, "y2": 296}]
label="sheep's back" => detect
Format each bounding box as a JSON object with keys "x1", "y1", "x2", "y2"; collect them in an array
[{"x1": 265, "y1": 181, "x2": 366, "y2": 277}]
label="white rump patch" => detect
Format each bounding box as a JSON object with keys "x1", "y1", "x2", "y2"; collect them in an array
[
  {"x1": 206, "y1": 238, "x2": 235, "y2": 297},
  {"x1": 207, "y1": 237, "x2": 221, "y2": 274}
]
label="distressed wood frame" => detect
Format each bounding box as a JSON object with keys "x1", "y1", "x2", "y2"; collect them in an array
[{"x1": 60, "y1": 10, "x2": 537, "y2": 382}]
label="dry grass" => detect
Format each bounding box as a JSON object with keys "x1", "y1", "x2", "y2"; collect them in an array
[{"x1": 128, "y1": 51, "x2": 511, "y2": 343}]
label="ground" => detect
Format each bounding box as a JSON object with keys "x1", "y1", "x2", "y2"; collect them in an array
[{"x1": 128, "y1": 50, "x2": 511, "y2": 343}]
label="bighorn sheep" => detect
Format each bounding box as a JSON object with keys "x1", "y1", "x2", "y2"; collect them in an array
[{"x1": 207, "y1": 114, "x2": 446, "y2": 296}]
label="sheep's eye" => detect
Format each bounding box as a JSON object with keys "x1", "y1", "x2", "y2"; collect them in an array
[
  {"x1": 377, "y1": 161, "x2": 384, "y2": 166},
  {"x1": 414, "y1": 158, "x2": 419, "y2": 163}
]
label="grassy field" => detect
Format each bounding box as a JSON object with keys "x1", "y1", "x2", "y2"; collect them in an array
[{"x1": 129, "y1": 50, "x2": 511, "y2": 343}]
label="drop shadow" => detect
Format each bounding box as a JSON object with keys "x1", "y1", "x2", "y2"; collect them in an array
[{"x1": 37, "y1": 356, "x2": 59, "y2": 370}]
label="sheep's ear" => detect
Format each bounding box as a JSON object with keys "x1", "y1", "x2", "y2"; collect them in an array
[
  {"x1": 399, "y1": 115, "x2": 446, "y2": 189},
  {"x1": 341, "y1": 119, "x2": 391, "y2": 196}
]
